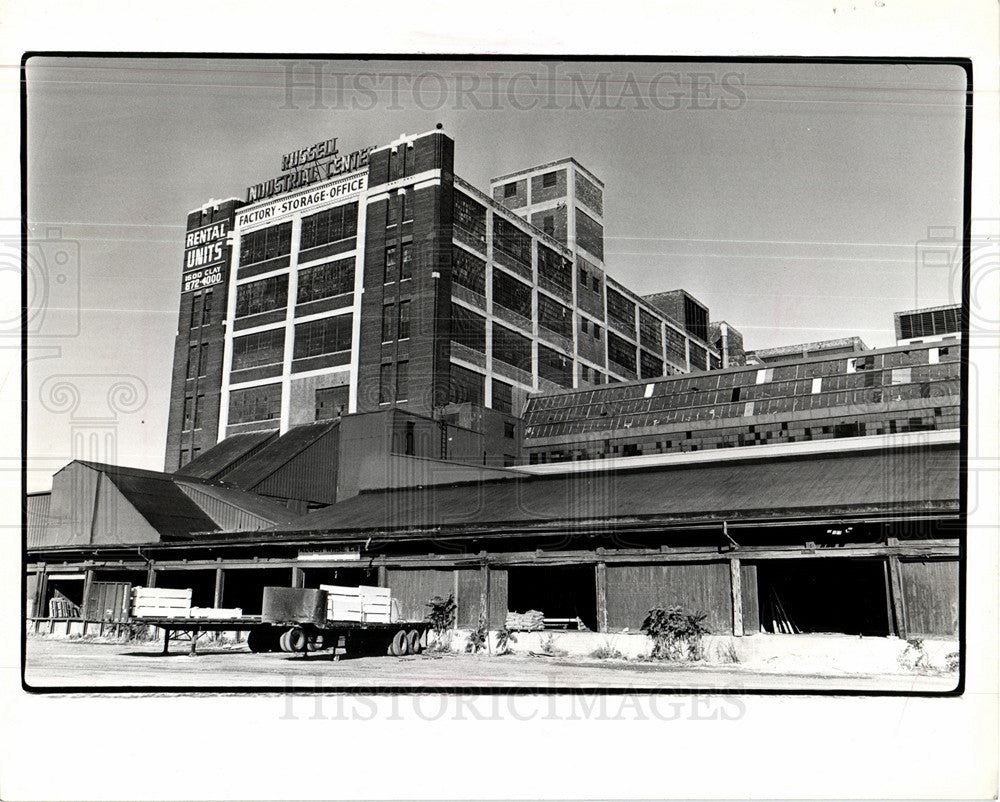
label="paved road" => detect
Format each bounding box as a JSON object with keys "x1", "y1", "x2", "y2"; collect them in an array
[{"x1": 23, "y1": 636, "x2": 957, "y2": 693}]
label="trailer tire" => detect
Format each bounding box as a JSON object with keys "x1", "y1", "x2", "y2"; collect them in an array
[
  {"x1": 390, "y1": 629, "x2": 409, "y2": 656},
  {"x1": 407, "y1": 629, "x2": 422, "y2": 654},
  {"x1": 247, "y1": 629, "x2": 269, "y2": 653},
  {"x1": 288, "y1": 627, "x2": 309, "y2": 653},
  {"x1": 278, "y1": 629, "x2": 293, "y2": 652}
]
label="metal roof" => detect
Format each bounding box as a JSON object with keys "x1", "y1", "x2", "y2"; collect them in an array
[
  {"x1": 221, "y1": 420, "x2": 340, "y2": 491},
  {"x1": 263, "y1": 443, "x2": 959, "y2": 539},
  {"x1": 174, "y1": 429, "x2": 278, "y2": 481}
]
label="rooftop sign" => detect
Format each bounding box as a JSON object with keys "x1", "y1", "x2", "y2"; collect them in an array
[{"x1": 247, "y1": 136, "x2": 375, "y2": 203}]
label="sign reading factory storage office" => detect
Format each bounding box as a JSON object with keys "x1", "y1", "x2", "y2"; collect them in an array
[
  {"x1": 246, "y1": 136, "x2": 375, "y2": 203},
  {"x1": 181, "y1": 220, "x2": 228, "y2": 293},
  {"x1": 236, "y1": 172, "x2": 368, "y2": 228}
]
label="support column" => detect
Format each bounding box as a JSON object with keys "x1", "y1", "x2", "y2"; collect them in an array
[
  {"x1": 595, "y1": 562, "x2": 608, "y2": 633},
  {"x1": 291, "y1": 567, "x2": 305, "y2": 588},
  {"x1": 730, "y1": 557, "x2": 743, "y2": 637},
  {"x1": 82, "y1": 568, "x2": 95, "y2": 621},
  {"x1": 377, "y1": 566, "x2": 388, "y2": 588},
  {"x1": 213, "y1": 567, "x2": 225, "y2": 608},
  {"x1": 35, "y1": 567, "x2": 48, "y2": 620},
  {"x1": 479, "y1": 564, "x2": 489, "y2": 627},
  {"x1": 146, "y1": 563, "x2": 157, "y2": 588},
  {"x1": 887, "y1": 553, "x2": 907, "y2": 638}
]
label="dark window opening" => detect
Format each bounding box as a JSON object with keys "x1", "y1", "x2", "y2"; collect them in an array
[
  {"x1": 507, "y1": 565, "x2": 597, "y2": 631},
  {"x1": 755, "y1": 560, "x2": 892, "y2": 636},
  {"x1": 504, "y1": 182, "x2": 517, "y2": 198}
]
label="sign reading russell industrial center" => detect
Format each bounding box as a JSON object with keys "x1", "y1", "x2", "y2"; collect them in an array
[{"x1": 246, "y1": 136, "x2": 375, "y2": 203}]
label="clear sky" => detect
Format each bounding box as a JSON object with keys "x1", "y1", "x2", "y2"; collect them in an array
[{"x1": 24, "y1": 57, "x2": 968, "y2": 489}]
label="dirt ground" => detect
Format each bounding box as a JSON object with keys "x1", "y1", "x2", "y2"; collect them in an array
[{"x1": 23, "y1": 634, "x2": 957, "y2": 692}]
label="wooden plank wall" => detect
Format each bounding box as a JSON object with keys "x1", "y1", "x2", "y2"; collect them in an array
[
  {"x1": 605, "y1": 562, "x2": 733, "y2": 634},
  {"x1": 899, "y1": 559, "x2": 959, "y2": 637},
  {"x1": 740, "y1": 562, "x2": 760, "y2": 635},
  {"x1": 384, "y1": 568, "x2": 454, "y2": 623}
]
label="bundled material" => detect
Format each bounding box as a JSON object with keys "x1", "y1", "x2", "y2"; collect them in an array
[{"x1": 505, "y1": 609, "x2": 545, "y2": 631}]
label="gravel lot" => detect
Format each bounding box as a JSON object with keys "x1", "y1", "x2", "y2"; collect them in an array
[{"x1": 24, "y1": 635, "x2": 957, "y2": 692}]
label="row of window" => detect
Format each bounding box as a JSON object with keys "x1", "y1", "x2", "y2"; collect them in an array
[
  {"x1": 235, "y1": 258, "x2": 356, "y2": 317},
  {"x1": 381, "y1": 300, "x2": 411, "y2": 342},
  {"x1": 230, "y1": 314, "x2": 353, "y2": 370},
  {"x1": 237, "y1": 203, "x2": 359, "y2": 268}
]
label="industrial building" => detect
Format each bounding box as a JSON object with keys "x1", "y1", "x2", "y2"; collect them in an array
[
  {"x1": 23, "y1": 123, "x2": 964, "y2": 650},
  {"x1": 165, "y1": 128, "x2": 721, "y2": 472}
]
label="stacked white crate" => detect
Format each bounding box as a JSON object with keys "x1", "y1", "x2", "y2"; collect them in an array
[
  {"x1": 131, "y1": 587, "x2": 192, "y2": 618},
  {"x1": 320, "y1": 585, "x2": 391, "y2": 624}
]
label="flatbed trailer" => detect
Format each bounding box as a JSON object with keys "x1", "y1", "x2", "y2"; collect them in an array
[{"x1": 131, "y1": 586, "x2": 430, "y2": 658}]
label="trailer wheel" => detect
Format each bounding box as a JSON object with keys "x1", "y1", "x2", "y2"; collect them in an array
[
  {"x1": 390, "y1": 629, "x2": 409, "y2": 656},
  {"x1": 288, "y1": 627, "x2": 309, "y2": 653},
  {"x1": 247, "y1": 629, "x2": 268, "y2": 653},
  {"x1": 278, "y1": 629, "x2": 293, "y2": 652},
  {"x1": 307, "y1": 634, "x2": 325, "y2": 652},
  {"x1": 406, "y1": 629, "x2": 422, "y2": 654}
]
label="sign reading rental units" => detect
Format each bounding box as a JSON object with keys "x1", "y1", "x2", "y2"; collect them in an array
[{"x1": 181, "y1": 220, "x2": 229, "y2": 294}]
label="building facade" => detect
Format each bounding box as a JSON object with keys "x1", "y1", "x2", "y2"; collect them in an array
[{"x1": 164, "y1": 129, "x2": 720, "y2": 471}]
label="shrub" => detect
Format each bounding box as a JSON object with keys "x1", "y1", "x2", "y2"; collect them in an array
[
  {"x1": 897, "y1": 637, "x2": 930, "y2": 672},
  {"x1": 425, "y1": 593, "x2": 456, "y2": 652},
  {"x1": 495, "y1": 626, "x2": 517, "y2": 655},
  {"x1": 945, "y1": 651, "x2": 960, "y2": 672},
  {"x1": 466, "y1": 616, "x2": 489, "y2": 653},
  {"x1": 640, "y1": 605, "x2": 710, "y2": 661}
]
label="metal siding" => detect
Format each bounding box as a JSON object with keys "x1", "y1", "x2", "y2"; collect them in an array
[
  {"x1": 900, "y1": 559, "x2": 959, "y2": 637},
  {"x1": 605, "y1": 562, "x2": 732, "y2": 634},
  {"x1": 384, "y1": 568, "x2": 454, "y2": 624},
  {"x1": 250, "y1": 425, "x2": 340, "y2": 505},
  {"x1": 26, "y1": 493, "x2": 52, "y2": 550}
]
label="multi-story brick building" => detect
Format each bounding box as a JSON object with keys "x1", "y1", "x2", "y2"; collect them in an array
[{"x1": 164, "y1": 128, "x2": 720, "y2": 471}]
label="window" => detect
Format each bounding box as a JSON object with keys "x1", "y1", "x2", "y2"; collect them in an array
[
  {"x1": 379, "y1": 364, "x2": 392, "y2": 404},
  {"x1": 537, "y1": 244, "x2": 572, "y2": 296},
  {"x1": 504, "y1": 420, "x2": 516, "y2": 438},
  {"x1": 492, "y1": 379, "x2": 513, "y2": 414},
  {"x1": 453, "y1": 193, "x2": 487, "y2": 248},
  {"x1": 400, "y1": 243, "x2": 413, "y2": 279},
  {"x1": 202, "y1": 291, "x2": 212, "y2": 325},
  {"x1": 591, "y1": 275, "x2": 601, "y2": 294},
  {"x1": 187, "y1": 344, "x2": 198, "y2": 379},
  {"x1": 395, "y1": 361, "x2": 409, "y2": 402},
  {"x1": 397, "y1": 300, "x2": 411, "y2": 340},
  {"x1": 606, "y1": 287, "x2": 636, "y2": 333},
  {"x1": 538, "y1": 344, "x2": 573, "y2": 386},
  {"x1": 542, "y1": 215, "x2": 555, "y2": 236},
  {"x1": 504, "y1": 182, "x2": 517, "y2": 198},
  {"x1": 183, "y1": 395, "x2": 194, "y2": 430},
  {"x1": 684, "y1": 296, "x2": 709, "y2": 343},
  {"x1": 299, "y1": 202, "x2": 358, "y2": 251},
  {"x1": 607, "y1": 332, "x2": 637, "y2": 373},
  {"x1": 452, "y1": 247, "x2": 486, "y2": 295},
  {"x1": 492, "y1": 270, "x2": 532, "y2": 319},
  {"x1": 232, "y1": 328, "x2": 285, "y2": 370},
  {"x1": 228, "y1": 383, "x2": 281, "y2": 424},
  {"x1": 450, "y1": 303, "x2": 486, "y2": 352},
  {"x1": 401, "y1": 191, "x2": 412, "y2": 222},
  {"x1": 384, "y1": 246, "x2": 397, "y2": 283},
  {"x1": 639, "y1": 309, "x2": 662, "y2": 351},
  {"x1": 382, "y1": 303, "x2": 395, "y2": 342},
  {"x1": 236, "y1": 274, "x2": 288, "y2": 317},
  {"x1": 579, "y1": 267, "x2": 588, "y2": 288},
  {"x1": 492, "y1": 216, "x2": 531, "y2": 269},
  {"x1": 639, "y1": 350, "x2": 664, "y2": 379},
  {"x1": 689, "y1": 342, "x2": 707, "y2": 370},
  {"x1": 538, "y1": 294, "x2": 572, "y2": 338},
  {"x1": 197, "y1": 342, "x2": 208, "y2": 376},
  {"x1": 293, "y1": 314, "x2": 352, "y2": 359},
  {"x1": 542, "y1": 171, "x2": 557, "y2": 188},
  {"x1": 386, "y1": 195, "x2": 398, "y2": 227},
  {"x1": 579, "y1": 316, "x2": 589, "y2": 335},
  {"x1": 492, "y1": 323, "x2": 532, "y2": 372},
  {"x1": 190, "y1": 294, "x2": 203, "y2": 329},
  {"x1": 449, "y1": 364, "x2": 485, "y2": 405},
  {"x1": 239, "y1": 222, "x2": 292, "y2": 266},
  {"x1": 297, "y1": 258, "x2": 355, "y2": 303},
  {"x1": 575, "y1": 208, "x2": 604, "y2": 260},
  {"x1": 315, "y1": 385, "x2": 348, "y2": 420},
  {"x1": 665, "y1": 326, "x2": 686, "y2": 365}
]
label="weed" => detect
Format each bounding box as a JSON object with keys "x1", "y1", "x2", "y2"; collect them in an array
[
  {"x1": 494, "y1": 626, "x2": 517, "y2": 655},
  {"x1": 538, "y1": 633, "x2": 567, "y2": 657},
  {"x1": 945, "y1": 651, "x2": 960, "y2": 672},
  {"x1": 714, "y1": 639, "x2": 740, "y2": 664},
  {"x1": 590, "y1": 636, "x2": 624, "y2": 660},
  {"x1": 897, "y1": 637, "x2": 930, "y2": 672},
  {"x1": 640, "y1": 605, "x2": 710, "y2": 661},
  {"x1": 466, "y1": 617, "x2": 489, "y2": 654}
]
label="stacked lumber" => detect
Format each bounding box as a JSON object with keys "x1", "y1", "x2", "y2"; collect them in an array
[
  {"x1": 505, "y1": 610, "x2": 545, "y2": 631},
  {"x1": 189, "y1": 607, "x2": 243, "y2": 619},
  {"x1": 319, "y1": 584, "x2": 392, "y2": 624},
  {"x1": 131, "y1": 587, "x2": 192, "y2": 619}
]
